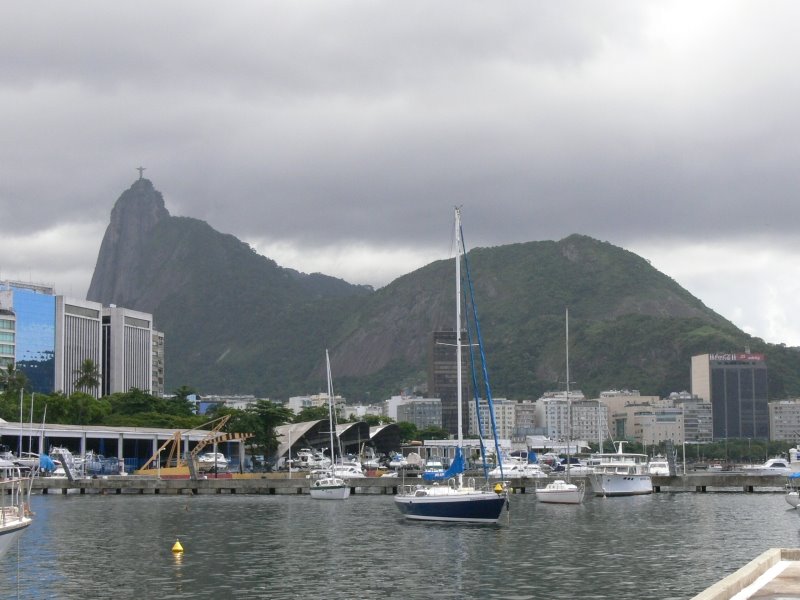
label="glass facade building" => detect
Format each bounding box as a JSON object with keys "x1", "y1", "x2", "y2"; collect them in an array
[{"x1": 0, "y1": 284, "x2": 56, "y2": 394}]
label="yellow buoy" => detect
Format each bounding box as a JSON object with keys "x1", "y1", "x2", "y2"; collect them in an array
[
  {"x1": 494, "y1": 483, "x2": 503, "y2": 494},
  {"x1": 172, "y1": 539, "x2": 184, "y2": 553}
]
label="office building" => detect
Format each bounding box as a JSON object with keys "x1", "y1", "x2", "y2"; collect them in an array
[
  {"x1": 691, "y1": 352, "x2": 769, "y2": 440},
  {"x1": 0, "y1": 309, "x2": 15, "y2": 369},
  {"x1": 768, "y1": 399, "x2": 800, "y2": 442},
  {"x1": 102, "y1": 306, "x2": 155, "y2": 395},
  {"x1": 429, "y1": 330, "x2": 470, "y2": 436},
  {"x1": 0, "y1": 282, "x2": 56, "y2": 394},
  {"x1": 0, "y1": 281, "x2": 164, "y2": 398},
  {"x1": 397, "y1": 397, "x2": 442, "y2": 430},
  {"x1": 55, "y1": 296, "x2": 103, "y2": 397}
]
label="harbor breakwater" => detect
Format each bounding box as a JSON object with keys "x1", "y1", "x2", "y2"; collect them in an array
[{"x1": 28, "y1": 472, "x2": 788, "y2": 496}]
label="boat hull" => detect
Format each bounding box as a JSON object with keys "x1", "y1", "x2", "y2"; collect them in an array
[
  {"x1": 0, "y1": 517, "x2": 31, "y2": 557},
  {"x1": 394, "y1": 490, "x2": 507, "y2": 523},
  {"x1": 589, "y1": 474, "x2": 652, "y2": 497},
  {"x1": 310, "y1": 478, "x2": 351, "y2": 500},
  {"x1": 536, "y1": 481, "x2": 585, "y2": 504}
]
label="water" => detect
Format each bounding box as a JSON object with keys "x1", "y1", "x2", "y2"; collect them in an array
[{"x1": 2, "y1": 490, "x2": 799, "y2": 599}]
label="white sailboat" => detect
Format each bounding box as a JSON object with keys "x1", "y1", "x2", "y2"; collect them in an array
[
  {"x1": 394, "y1": 207, "x2": 508, "y2": 523},
  {"x1": 537, "y1": 308, "x2": 585, "y2": 505},
  {"x1": 309, "y1": 350, "x2": 351, "y2": 500}
]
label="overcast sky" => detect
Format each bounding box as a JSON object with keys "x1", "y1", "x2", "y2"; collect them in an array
[{"x1": 2, "y1": 2, "x2": 799, "y2": 346}]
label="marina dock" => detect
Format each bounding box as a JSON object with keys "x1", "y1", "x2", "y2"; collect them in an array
[{"x1": 28, "y1": 472, "x2": 789, "y2": 496}]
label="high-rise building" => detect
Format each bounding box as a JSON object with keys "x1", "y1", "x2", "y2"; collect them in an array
[
  {"x1": 768, "y1": 399, "x2": 800, "y2": 442},
  {"x1": 669, "y1": 391, "x2": 713, "y2": 444},
  {"x1": 513, "y1": 400, "x2": 538, "y2": 439},
  {"x1": 152, "y1": 330, "x2": 165, "y2": 397},
  {"x1": 0, "y1": 282, "x2": 56, "y2": 394},
  {"x1": 469, "y1": 397, "x2": 516, "y2": 440},
  {"x1": 102, "y1": 306, "x2": 155, "y2": 395},
  {"x1": 429, "y1": 330, "x2": 469, "y2": 436},
  {"x1": 0, "y1": 309, "x2": 15, "y2": 369},
  {"x1": 55, "y1": 297, "x2": 103, "y2": 397},
  {"x1": 691, "y1": 352, "x2": 769, "y2": 440}
]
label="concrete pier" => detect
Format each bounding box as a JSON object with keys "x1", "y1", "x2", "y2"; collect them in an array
[
  {"x1": 691, "y1": 548, "x2": 800, "y2": 599},
  {"x1": 27, "y1": 472, "x2": 788, "y2": 496}
]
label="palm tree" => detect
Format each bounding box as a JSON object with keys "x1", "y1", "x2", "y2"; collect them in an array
[
  {"x1": 0, "y1": 362, "x2": 27, "y2": 399},
  {"x1": 73, "y1": 358, "x2": 101, "y2": 395}
]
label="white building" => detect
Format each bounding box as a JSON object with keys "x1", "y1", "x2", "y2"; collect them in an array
[
  {"x1": 102, "y1": 306, "x2": 154, "y2": 395},
  {"x1": 55, "y1": 296, "x2": 103, "y2": 398},
  {"x1": 342, "y1": 404, "x2": 384, "y2": 421},
  {"x1": 286, "y1": 393, "x2": 344, "y2": 415},
  {"x1": 769, "y1": 399, "x2": 800, "y2": 442},
  {"x1": 534, "y1": 391, "x2": 586, "y2": 440},
  {"x1": 469, "y1": 398, "x2": 516, "y2": 439}
]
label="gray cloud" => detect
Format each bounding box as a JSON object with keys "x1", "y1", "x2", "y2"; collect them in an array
[{"x1": 2, "y1": 1, "x2": 800, "y2": 344}]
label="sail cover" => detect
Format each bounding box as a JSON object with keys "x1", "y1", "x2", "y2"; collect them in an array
[{"x1": 422, "y1": 447, "x2": 465, "y2": 481}]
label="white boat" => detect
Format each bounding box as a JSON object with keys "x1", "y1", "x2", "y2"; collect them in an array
[
  {"x1": 537, "y1": 308, "x2": 584, "y2": 505},
  {"x1": 310, "y1": 461, "x2": 365, "y2": 479},
  {"x1": 422, "y1": 458, "x2": 445, "y2": 478},
  {"x1": 588, "y1": 442, "x2": 652, "y2": 497},
  {"x1": 742, "y1": 457, "x2": 794, "y2": 476},
  {"x1": 0, "y1": 460, "x2": 32, "y2": 558},
  {"x1": 536, "y1": 479, "x2": 586, "y2": 505},
  {"x1": 394, "y1": 208, "x2": 508, "y2": 524},
  {"x1": 310, "y1": 350, "x2": 351, "y2": 500},
  {"x1": 648, "y1": 456, "x2": 671, "y2": 476},
  {"x1": 489, "y1": 462, "x2": 547, "y2": 479},
  {"x1": 197, "y1": 452, "x2": 229, "y2": 472},
  {"x1": 554, "y1": 458, "x2": 594, "y2": 477},
  {"x1": 289, "y1": 448, "x2": 331, "y2": 471}
]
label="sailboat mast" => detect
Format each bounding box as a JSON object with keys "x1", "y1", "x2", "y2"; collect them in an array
[
  {"x1": 455, "y1": 207, "x2": 464, "y2": 450},
  {"x1": 325, "y1": 349, "x2": 336, "y2": 468},
  {"x1": 566, "y1": 307, "x2": 571, "y2": 481}
]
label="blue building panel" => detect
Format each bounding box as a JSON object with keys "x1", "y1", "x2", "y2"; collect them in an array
[{"x1": 12, "y1": 288, "x2": 55, "y2": 394}]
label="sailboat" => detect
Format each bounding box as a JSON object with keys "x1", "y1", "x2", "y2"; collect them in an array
[
  {"x1": 393, "y1": 207, "x2": 508, "y2": 524},
  {"x1": 537, "y1": 308, "x2": 585, "y2": 505},
  {"x1": 309, "y1": 350, "x2": 351, "y2": 500}
]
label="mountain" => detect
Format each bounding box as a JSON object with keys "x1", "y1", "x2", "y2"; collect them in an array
[
  {"x1": 87, "y1": 178, "x2": 372, "y2": 395},
  {"x1": 88, "y1": 179, "x2": 800, "y2": 401}
]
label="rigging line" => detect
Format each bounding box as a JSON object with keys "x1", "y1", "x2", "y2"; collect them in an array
[
  {"x1": 459, "y1": 222, "x2": 505, "y2": 481},
  {"x1": 463, "y1": 278, "x2": 490, "y2": 480}
]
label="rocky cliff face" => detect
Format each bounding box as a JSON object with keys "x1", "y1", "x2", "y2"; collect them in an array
[{"x1": 87, "y1": 178, "x2": 170, "y2": 308}]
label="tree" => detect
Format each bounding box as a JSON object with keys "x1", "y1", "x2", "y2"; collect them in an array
[
  {"x1": 396, "y1": 421, "x2": 419, "y2": 443},
  {"x1": 244, "y1": 400, "x2": 295, "y2": 456},
  {"x1": 73, "y1": 358, "x2": 100, "y2": 395},
  {"x1": 417, "y1": 425, "x2": 450, "y2": 440},
  {"x1": 0, "y1": 363, "x2": 27, "y2": 399},
  {"x1": 293, "y1": 406, "x2": 330, "y2": 423}
]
